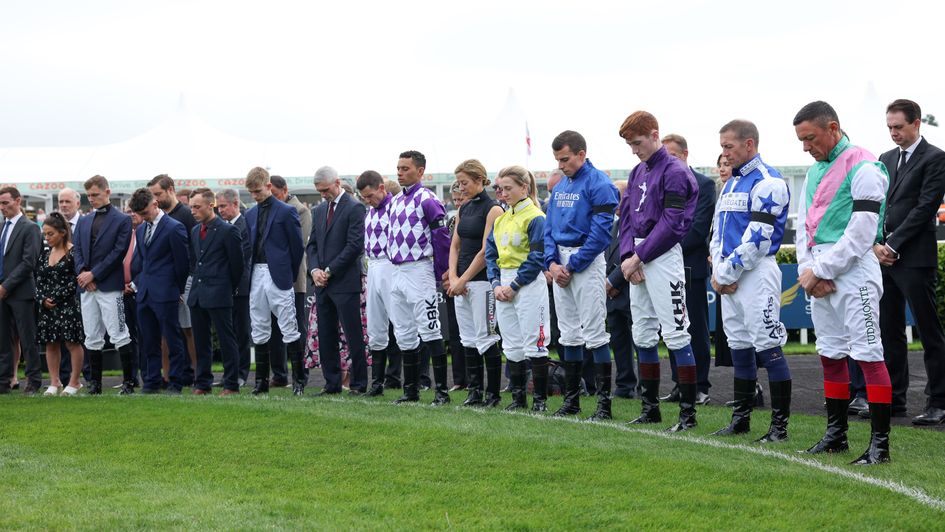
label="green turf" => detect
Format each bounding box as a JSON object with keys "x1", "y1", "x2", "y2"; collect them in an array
[{"x1": 1, "y1": 389, "x2": 944, "y2": 530}]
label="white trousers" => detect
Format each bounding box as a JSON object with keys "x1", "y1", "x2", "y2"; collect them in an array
[
  {"x1": 721, "y1": 255, "x2": 787, "y2": 351},
  {"x1": 80, "y1": 290, "x2": 131, "y2": 350},
  {"x1": 454, "y1": 280, "x2": 500, "y2": 354},
  {"x1": 496, "y1": 269, "x2": 550, "y2": 362},
  {"x1": 809, "y1": 244, "x2": 884, "y2": 362},
  {"x1": 552, "y1": 246, "x2": 609, "y2": 349},
  {"x1": 365, "y1": 258, "x2": 395, "y2": 351},
  {"x1": 389, "y1": 259, "x2": 441, "y2": 351},
  {"x1": 629, "y1": 242, "x2": 691, "y2": 350},
  {"x1": 249, "y1": 264, "x2": 300, "y2": 345}
]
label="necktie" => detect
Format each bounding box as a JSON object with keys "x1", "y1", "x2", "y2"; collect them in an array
[
  {"x1": 898, "y1": 149, "x2": 908, "y2": 171},
  {"x1": 327, "y1": 201, "x2": 336, "y2": 225},
  {"x1": 0, "y1": 220, "x2": 10, "y2": 279},
  {"x1": 200, "y1": 223, "x2": 208, "y2": 240},
  {"x1": 145, "y1": 222, "x2": 154, "y2": 245}
]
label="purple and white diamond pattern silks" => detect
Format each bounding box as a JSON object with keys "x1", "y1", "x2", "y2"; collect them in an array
[
  {"x1": 387, "y1": 184, "x2": 439, "y2": 264},
  {"x1": 364, "y1": 201, "x2": 390, "y2": 259}
]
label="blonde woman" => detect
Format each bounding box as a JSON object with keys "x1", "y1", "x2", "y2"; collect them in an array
[{"x1": 485, "y1": 166, "x2": 551, "y2": 411}]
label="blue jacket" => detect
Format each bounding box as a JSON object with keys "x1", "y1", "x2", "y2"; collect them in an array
[
  {"x1": 73, "y1": 206, "x2": 132, "y2": 293},
  {"x1": 132, "y1": 213, "x2": 190, "y2": 304},
  {"x1": 245, "y1": 197, "x2": 304, "y2": 291},
  {"x1": 682, "y1": 168, "x2": 716, "y2": 279},
  {"x1": 187, "y1": 217, "x2": 244, "y2": 309},
  {"x1": 306, "y1": 192, "x2": 366, "y2": 295},
  {"x1": 231, "y1": 215, "x2": 252, "y2": 297},
  {"x1": 543, "y1": 159, "x2": 618, "y2": 272}
]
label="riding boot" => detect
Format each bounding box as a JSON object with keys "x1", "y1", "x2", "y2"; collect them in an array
[
  {"x1": 851, "y1": 402, "x2": 891, "y2": 465},
  {"x1": 756, "y1": 379, "x2": 791, "y2": 443},
  {"x1": 289, "y1": 339, "x2": 305, "y2": 396},
  {"x1": 429, "y1": 341, "x2": 450, "y2": 406},
  {"x1": 88, "y1": 349, "x2": 103, "y2": 395},
  {"x1": 393, "y1": 348, "x2": 420, "y2": 404},
  {"x1": 367, "y1": 349, "x2": 387, "y2": 396},
  {"x1": 504, "y1": 360, "x2": 528, "y2": 410},
  {"x1": 713, "y1": 378, "x2": 755, "y2": 435},
  {"x1": 118, "y1": 345, "x2": 135, "y2": 395},
  {"x1": 462, "y1": 347, "x2": 484, "y2": 406},
  {"x1": 666, "y1": 382, "x2": 697, "y2": 432},
  {"x1": 587, "y1": 362, "x2": 612, "y2": 421},
  {"x1": 804, "y1": 397, "x2": 849, "y2": 454},
  {"x1": 531, "y1": 356, "x2": 549, "y2": 412},
  {"x1": 483, "y1": 344, "x2": 502, "y2": 407},
  {"x1": 251, "y1": 343, "x2": 270, "y2": 395},
  {"x1": 553, "y1": 360, "x2": 583, "y2": 417},
  {"x1": 628, "y1": 362, "x2": 662, "y2": 424}
]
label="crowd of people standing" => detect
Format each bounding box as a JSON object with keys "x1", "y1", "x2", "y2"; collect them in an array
[{"x1": 3, "y1": 99, "x2": 944, "y2": 469}]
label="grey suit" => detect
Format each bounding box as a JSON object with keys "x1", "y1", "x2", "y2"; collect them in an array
[{"x1": 0, "y1": 214, "x2": 43, "y2": 391}]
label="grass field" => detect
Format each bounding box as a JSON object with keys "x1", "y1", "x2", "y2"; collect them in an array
[{"x1": 2, "y1": 388, "x2": 944, "y2": 530}]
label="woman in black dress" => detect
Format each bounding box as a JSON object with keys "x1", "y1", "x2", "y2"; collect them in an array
[{"x1": 37, "y1": 212, "x2": 85, "y2": 396}]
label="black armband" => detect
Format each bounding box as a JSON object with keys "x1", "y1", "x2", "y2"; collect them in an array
[
  {"x1": 430, "y1": 218, "x2": 445, "y2": 229},
  {"x1": 750, "y1": 211, "x2": 777, "y2": 225},
  {"x1": 592, "y1": 204, "x2": 615, "y2": 214},
  {"x1": 852, "y1": 200, "x2": 881, "y2": 213},
  {"x1": 529, "y1": 242, "x2": 544, "y2": 252},
  {"x1": 663, "y1": 193, "x2": 686, "y2": 209}
]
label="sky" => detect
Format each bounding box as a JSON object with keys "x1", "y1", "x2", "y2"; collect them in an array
[{"x1": 2, "y1": 0, "x2": 944, "y2": 174}]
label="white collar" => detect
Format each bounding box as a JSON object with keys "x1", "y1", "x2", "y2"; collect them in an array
[
  {"x1": 3, "y1": 212, "x2": 23, "y2": 227},
  {"x1": 901, "y1": 136, "x2": 922, "y2": 156},
  {"x1": 150, "y1": 209, "x2": 165, "y2": 226},
  {"x1": 229, "y1": 212, "x2": 241, "y2": 224}
]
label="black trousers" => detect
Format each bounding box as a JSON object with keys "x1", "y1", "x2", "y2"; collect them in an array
[
  {"x1": 316, "y1": 290, "x2": 368, "y2": 392},
  {"x1": 233, "y1": 295, "x2": 251, "y2": 383},
  {"x1": 0, "y1": 298, "x2": 40, "y2": 389},
  {"x1": 445, "y1": 294, "x2": 466, "y2": 386},
  {"x1": 191, "y1": 304, "x2": 239, "y2": 392},
  {"x1": 608, "y1": 305, "x2": 638, "y2": 396},
  {"x1": 880, "y1": 265, "x2": 945, "y2": 410},
  {"x1": 668, "y1": 276, "x2": 711, "y2": 394},
  {"x1": 383, "y1": 323, "x2": 402, "y2": 388}
]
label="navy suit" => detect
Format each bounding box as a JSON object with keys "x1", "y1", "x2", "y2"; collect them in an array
[
  {"x1": 667, "y1": 169, "x2": 715, "y2": 395},
  {"x1": 188, "y1": 217, "x2": 244, "y2": 392},
  {"x1": 606, "y1": 219, "x2": 637, "y2": 397},
  {"x1": 132, "y1": 214, "x2": 190, "y2": 392},
  {"x1": 306, "y1": 192, "x2": 367, "y2": 392},
  {"x1": 73, "y1": 207, "x2": 132, "y2": 293},
  {"x1": 230, "y1": 214, "x2": 253, "y2": 384},
  {"x1": 0, "y1": 215, "x2": 43, "y2": 391},
  {"x1": 245, "y1": 199, "x2": 303, "y2": 292}
]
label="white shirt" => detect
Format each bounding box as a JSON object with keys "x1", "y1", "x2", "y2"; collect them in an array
[
  {"x1": 68, "y1": 212, "x2": 80, "y2": 232},
  {"x1": 145, "y1": 209, "x2": 165, "y2": 242},
  {"x1": 228, "y1": 212, "x2": 242, "y2": 225},
  {"x1": 1, "y1": 212, "x2": 23, "y2": 255},
  {"x1": 900, "y1": 136, "x2": 922, "y2": 165}
]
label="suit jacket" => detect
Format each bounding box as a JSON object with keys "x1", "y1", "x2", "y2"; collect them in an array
[
  {"x1": 131, "y1": 214, "x2": 190, "y2": 304},
  {"x1": 231, "y1": 214, "x2": 252, "y2": 297},
  {"x1": 245, "y1": 197, "x2": 304, "y2": 291},
  {"x1": 187, "y1": 217, "x2": 244, "y2": 309},
  {"x1": 73, "y1": 207, "x2": 133, "y2": 293},
  {"x1": 0, "y1": 215, "x2": 42, "y2": 300},
  {"x1": 880, "y1": 137, "x2": 945, "y2": 268},
  {"x1": 606, "y1": 220, "x2": 630, "y2": 313},
  {"x1": 681, "y1": 168, "x2": 716, "y2": 279},
  {"x1": 306, "y1": 192, "x2": 366, "y2": 295},
  {"x1": 288, "y1": 195, "x2": 312, "y2": 293}
]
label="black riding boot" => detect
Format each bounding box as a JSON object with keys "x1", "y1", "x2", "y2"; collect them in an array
[
  {"x1": 587, "y1": 362, "x2": 612, "y2": 421},
  {"x1": 88, "y1": 349, "x2": 103, "y2": 395},
  {"x1": 483, "y1": 344, "x2": 502, "y2": 407},
  {"x1": 118, "y1": 345, "x2": 135, "y2": 395},
  {"x1": 713, "y1": 378, "x2": 755, "y2": 435},
  {"x1": 251, "y1": 343, "x2": 270, "y2": 395},
  {"x1": 429, "y1": 341, "x2": 450, "y2": 406},
  {"x1": 463, "y1": 347, "x2": 484, "y2": 406},
  {"x1": 553, "y1": 360, "x2": 583, "y2": 417},
  {"x1": 756, "y1": 379, "x2": 791, "y2": 443},
  {"x1": 289, "y1": 339, "x2": 305, "y2": 396},
  {"x1": 505, "y1": 360, "x2": 528, "y2": 411},
  {"x1": 851, "y1": 402, "x2": 891, "y2": 465},
  {"x1": 531, "y1": 356, "x2": 549, "y2": 412},
  {"x1": 368, "y1": 349, "x2": 387, "y2": 396},
  {"x1": 393, "y1": 348, "x2": 420, "y2": 404},
  {"x1": 666, "y1": 382, "x2": 697, "y2": 432},
  {"x1": 628, "y1": 364, "x2": 662, "y2": 424},
  {"x1": 804, "y1": 397, "x2": 849, "y2": 454}
]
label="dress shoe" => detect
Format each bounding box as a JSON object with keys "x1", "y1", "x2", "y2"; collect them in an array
[
  {"x1": 119, "y1": 382, "x2": 135, "y2": 395},
  {"x1": 348, "y1": 389, "x2": 366, "y2": 397},
  {"x1": 659, "y1": 386, "x2": 680, "y2": 402},
  {"x1": 482, "y1": 392, "x2": 501, "y2": 408},
  {"x1": 431, "y1": 390, "x2": 451, "y2": 406},
  {"x1": 292, "y1": 383, "x2": 305, "y2": 396},
  {"x1": 462, "y1": 388, "x2": 484, "y2": 407},
  {"x1": 87, "y1": 381, "x2": 102, "y2": 396},
  {"x1": 911, "y1": 407, "x2": 945, "y2": 426},
  {"x1": 366, "y1": 385, "x2": 384, "y2": 397},
  {"x1": 219, "y1": 389, "x2": 239, "y2": 396},
  {"x1": 847, "y1": 396, "x2": 868, "y2": 416},
  {"x1": 695, "y1": 392, "x2": 711, "y2": 405},
  {"x1": 193, "y1": 389, "x2": 210, "y2": 396},
  {"x1": 270, "y1": 378, "x2": 289, "y2": 388},
  {"x1": 23, "y1": 383, "x2": 39, "y2": 396}
]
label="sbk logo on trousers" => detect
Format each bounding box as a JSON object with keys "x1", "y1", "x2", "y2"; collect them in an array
[{"x1": 425, "y1": 297, "x2": 440, "y2": 331}]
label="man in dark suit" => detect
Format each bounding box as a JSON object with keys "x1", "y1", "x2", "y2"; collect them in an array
[
  {"x1": 216, "y1": 188, "x2": 253, "y2": 387},
  {"x1": 243, "y1": 167, "x2": 305, "y2": 395},
  {"x1": 605, "y1": 180, "x2": 637, "y2": 398},
  {"x1": 661, "y1": 134, "x2": 715, "y2": 405},
  {"x1": 875, "y1": 98, "x2": 945, "y2": 425},
  {"x1": 187, "y1": 188, "x2": 244, "y2": 395},
  {"x1": 307, "y1": 166, "x2": 367, "y2": 395},
  {"x1": 73, "y1": 175, "x2": 136, "y2": 395},
  {"x1": 129, "y1": 187, "x2": 190, "y2": 394},
  {"x1": 0, "y1": 187, "x2": 43, "y2": 394}
]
